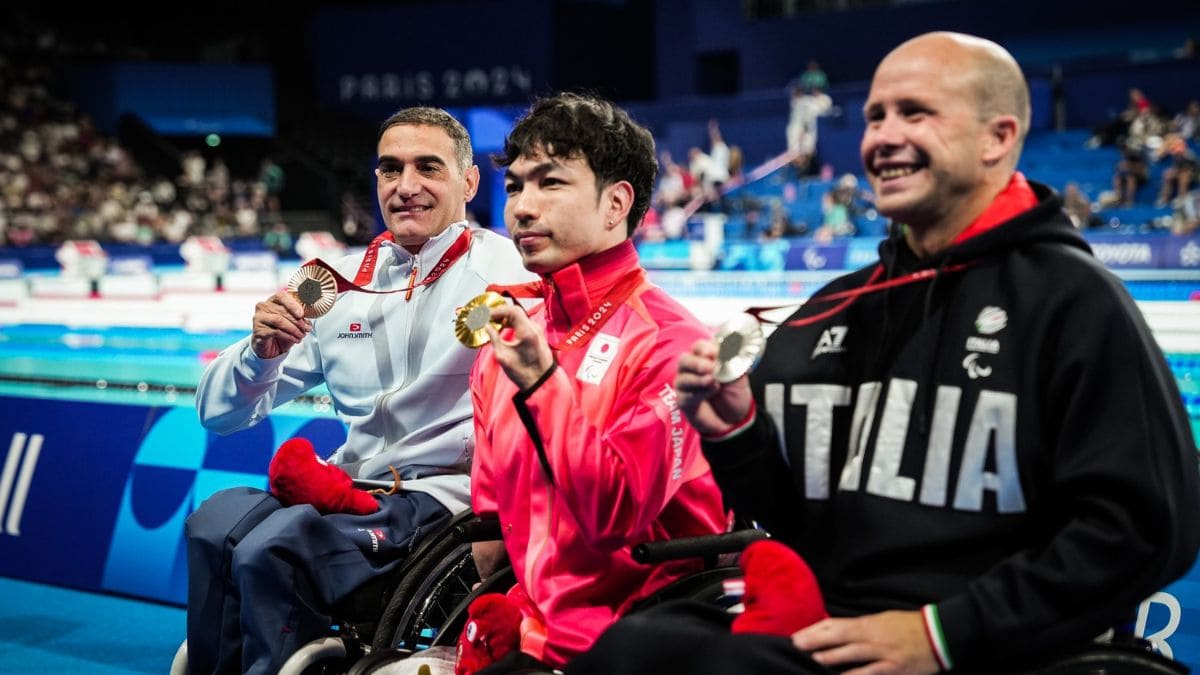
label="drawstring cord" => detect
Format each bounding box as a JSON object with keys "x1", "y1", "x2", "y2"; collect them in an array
[{"x1": 917, "y1": 256, "x2": 953, "y2": 436}]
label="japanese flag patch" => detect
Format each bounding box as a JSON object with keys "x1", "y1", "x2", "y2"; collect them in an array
[{"x1": 576, "y1": 334, "x2": 621, "y2": 385}]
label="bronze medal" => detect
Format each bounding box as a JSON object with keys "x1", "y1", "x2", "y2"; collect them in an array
[{"x1": 287, "y1": 264, "x2": 338, "y2": 318}]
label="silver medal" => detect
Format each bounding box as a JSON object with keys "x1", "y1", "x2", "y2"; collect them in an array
[{"x1": 713, "y1": 313, "x2": 765, "y2": 383}]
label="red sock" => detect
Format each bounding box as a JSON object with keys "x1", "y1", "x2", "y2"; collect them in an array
[
  {"x1": 455, "y1": 593, "x2": 522, "y2": 675},
  {"x1": 268, "y1": 438, "x2": 379, "y2": 515},
  {"x1": 731, "y1": 539, "x2": 828, "y2": 636}
]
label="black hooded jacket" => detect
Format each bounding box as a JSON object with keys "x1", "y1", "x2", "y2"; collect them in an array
[{"x1": 703, "y1": 181, "x2": 1200, "y2": 670}]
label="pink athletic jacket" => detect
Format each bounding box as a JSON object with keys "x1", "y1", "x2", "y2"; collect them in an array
[{"x1": 470, "y1": 241, "x2": 728, "y2": 667}]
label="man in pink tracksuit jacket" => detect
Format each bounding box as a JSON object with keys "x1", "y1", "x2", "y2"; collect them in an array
[{"x1": 469, "y1": 93, "x2": 728, "y2": 672}]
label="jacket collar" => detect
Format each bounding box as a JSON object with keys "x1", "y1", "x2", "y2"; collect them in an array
[
  {"x1": 380, "y1": 220, "x2": 468, "y2": 267},
  {"x1": 879, "y1": 180, "x2": 1085, "y2": 271},
  {"x1": 541, "y1": 240, "x2": 640, "y2": 336}
]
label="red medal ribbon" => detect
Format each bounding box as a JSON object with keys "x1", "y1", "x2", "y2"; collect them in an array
[
  {"x1": 745, "y1": 262, "x2": 972, "y2": 328},
  {"x1": 305, "y1": 228, "x2": 472, "y2": 299},
  {"x1": 487, "y1": 268, "x2": 648, "y2": 351},
  {"x1": 739, "y1": 174, "x2": 1027, "y2": 329}
]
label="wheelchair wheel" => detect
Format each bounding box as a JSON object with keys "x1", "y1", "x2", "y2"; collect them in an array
[
  {"x1": 374, "y1": 531, "x2": 481, "y2": 652},
  {"x1": 1015, "y1": 639, "x2": 1188, "y2": 675},
  {"x1": 345, "y1": 566, "x2": 518, "y2": 672},
  {"x1": 427, "y1": 565, "x2": 518, "y2": 649},
  {"x1": 343, "y1": 647, "x2": 415, "y2": 675},
  {"x1": 169, "y1": 639, "x2": 188, "y2": 675},
  {"x1": 277, "y1": 636, "x2": 363, "y2": 675}
]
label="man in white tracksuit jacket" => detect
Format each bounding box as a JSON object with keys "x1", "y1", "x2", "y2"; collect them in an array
[{"x1": 185, "y1": 107, "x2": 532, "y2": 675}]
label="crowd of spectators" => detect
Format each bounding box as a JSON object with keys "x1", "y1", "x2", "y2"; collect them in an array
[
  {"x1": 639, "y1": 59, "x2": 878, "y2": 246},
  {"x1": 1085, "y1": 88, "x2": 1200, "y2": 235},
  {"x1": 0, "y1": 23, "x2": 302, "y2": 252},
  {"x1": 0, "y1": 54, "x2": 292, "y2": 250},
  {"x1": 641, "y1": 71, "x2": 1200, "y2": 245},
  {"x1": 4, "y1": 27, "x2": 1198, "y2": 257}
]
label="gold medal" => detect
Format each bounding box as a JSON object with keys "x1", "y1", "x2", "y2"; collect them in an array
[
  {"x1": 455, "y1": 291, "x2": 507, "y2": 348},
  {"x1": 713, "y1": 313, "x2": 765, "y2": 383},
  {"x1": 287, "y1": 264, "x2": 338, "y2": 318}
]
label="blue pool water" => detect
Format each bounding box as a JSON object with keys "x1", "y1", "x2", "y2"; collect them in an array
[
  {"x1": 0, "y1": 321, "x2": 1196, "y2": 443},
  {"x1": 1172, "y1": 353, "x2": 1200, "y2": 444},
  {"x1": 0, "y1": 323, "x2": 334, "y2": 414}
]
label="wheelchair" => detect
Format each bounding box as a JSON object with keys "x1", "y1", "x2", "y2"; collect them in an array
[
  {"x1": 170, "y1": 507, "x2": 492, "y2": 675},
  {"x1": 343, "y1": 526, "x2": 1191, "y2": 675},
  {"x1": 172, "y1": 512, "x2": 1192, "y2": 675},
  {"x1": 341, "y1": 527, "x2": 772, "y2": 674}
]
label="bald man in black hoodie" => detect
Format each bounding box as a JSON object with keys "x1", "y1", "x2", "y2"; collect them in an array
[{"x1": 570, "y1": 31, "x2": 1200, "y2": 675}]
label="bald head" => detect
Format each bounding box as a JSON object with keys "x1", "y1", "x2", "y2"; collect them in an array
[{"x1": 883, "y1": 32, "x2": 1031, "y2": 159}]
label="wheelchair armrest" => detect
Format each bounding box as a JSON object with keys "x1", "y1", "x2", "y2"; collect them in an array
[
  {"x1": 632, "y1": 529, "x2": 769, "y2": 565},
  {"x1": 456, "y1": 516, "x2": 502, "y2": 542}
]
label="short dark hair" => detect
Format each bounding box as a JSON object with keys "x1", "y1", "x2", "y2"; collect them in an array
[
  {"x1": 378, "y1": 107, "x2": 473, "y2": 172},
  {"x1": 494, "y1": 93, "x2": 657, "y2": 237}
]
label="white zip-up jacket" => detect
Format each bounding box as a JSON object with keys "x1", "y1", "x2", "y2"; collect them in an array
[{"x1": 196, "y1": 221, "x2": 534, "y2": 513}]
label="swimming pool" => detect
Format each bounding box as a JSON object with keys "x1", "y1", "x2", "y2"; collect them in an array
[
  {"x1": 0, "y1": 323, "x2": 335, "y2": 412},
  {"x1": 0, "y1": 307, "x2": 1197, "y2": 667}
]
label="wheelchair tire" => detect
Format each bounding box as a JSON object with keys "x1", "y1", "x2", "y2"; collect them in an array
[
  {"x1": 428, "y1": 565, "x2": 517, "y2": 649},
  {"x1": 374, "y1": 532, "x2": 481, "y2": 652},
  {"x1": 343, "y1": 647, "x2": 414, "y2": 675},
  {"x1": 169, "y1": 639, "x2": 188, "y2": 675},
  {"x1": 1016, "y1": 641, "x2": 1188, "y2": 675},
  {"x1": 276, "y1": 636, "x2": 354, "y2": 675}
]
